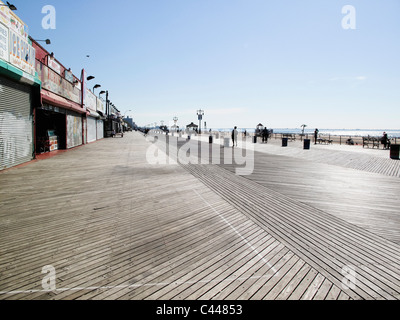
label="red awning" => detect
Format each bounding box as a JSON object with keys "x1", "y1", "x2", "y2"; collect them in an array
[{"x1": 41, "y1": 89, "x2": 86, "y2": 114}]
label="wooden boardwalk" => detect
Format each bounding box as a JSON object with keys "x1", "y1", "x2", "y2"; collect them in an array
[
  {"x1": 0, "y1": 132, "x2": 399, "y2": 300},
  {"x1": 192, "y1": 134, "x2": 400, "y2": 244}
]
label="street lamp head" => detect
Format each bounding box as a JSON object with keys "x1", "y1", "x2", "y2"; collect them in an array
[
  {"x1": 87, "y1": 76, "x2": 95, "y2": 81},
  {"x1": 1, "y1": 2, "x2": 17, "y2": 10},
  {"x1": 34, "y1": 39, "x2": 51, "y2": 45}
]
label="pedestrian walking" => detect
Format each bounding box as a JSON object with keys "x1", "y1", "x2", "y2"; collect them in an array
[
  {"x1": 232, "y1": 126, "x2": 238, "y2": 147},
  {"x1": 262, "y1": 127, "x2": 269, "y2": 143}
]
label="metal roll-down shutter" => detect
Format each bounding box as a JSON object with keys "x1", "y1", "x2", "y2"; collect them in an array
[{"x1": 0, "y1": 76, "x2": 33, "y2": 170}]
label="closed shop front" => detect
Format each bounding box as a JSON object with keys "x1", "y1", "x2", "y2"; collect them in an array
[
  {"x1": 0, "y1": 76, "x2": 33, "y2": 170},
  {"x1": 97, "y1": 119, "x2": 104, "y2": 140},
  {"x1": 87, "y1": 116, "x2": 97, "y2": 143},
  {"x1": 67, "y1": 110, "x2": 83, "y2": 149}
]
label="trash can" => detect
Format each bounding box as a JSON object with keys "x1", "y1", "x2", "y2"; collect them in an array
[
  {"x1": 304, "y1": 139, "x2": 311, "y2": 150},
  {"x1": 209, "y1": 136, "x2": 213, "y2": 144},
  {"x1": 390, "y1": 144, "x2": 400, "y2": 159},
  {"x1": 253, "y1": 136, "x2": 257, "y2": 144},
  {"x1": 282, "y1": 138, "x2": 288, "y2": 147},
  {"x1": 224, "y1": 137, "x2": 230, "y2": 148}
]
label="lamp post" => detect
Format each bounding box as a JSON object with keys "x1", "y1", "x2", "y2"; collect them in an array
[
  {"x1": 301, "y1": 124, "x2": 307, "y2": 141},
  {"x1": 197, "y1": 109, "x2": 204, "y2": 134},
  {"x1": 173, "y1": 116, "x2": 178, "y2": 132}
]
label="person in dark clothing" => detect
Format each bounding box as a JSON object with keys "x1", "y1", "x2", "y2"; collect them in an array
[
  {"x1": 232, "y1": 126, "x2": 238, "y2": 147},
  {"x1": 314, "y1": 128, "x2": 319, "y2": 145},
  {"x1": 262, "y1": 127, "x2": 269, "y2": 143},
  {"x1": 381, "y1": 132, "x2": 391, "y2": 149}
]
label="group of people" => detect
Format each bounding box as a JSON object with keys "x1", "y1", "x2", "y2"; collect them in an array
[{"x1": 231, "y1": 126, "x2": 270, "y2": 147}]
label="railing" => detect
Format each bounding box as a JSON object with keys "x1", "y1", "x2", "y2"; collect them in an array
[{"x1": 205, "y1": 131, "x2": 399, "y2": 146}]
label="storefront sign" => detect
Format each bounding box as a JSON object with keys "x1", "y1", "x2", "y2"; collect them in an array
[
  {"x1": 48, "y1": 56, "x2": 61, "y2": 74},
  {"x1": 1, "y1": 1, "x2": 35, "y2": 76},
  {"x1": 0, "y1": 1, "x2": 28, "y2": 41},
  {"x1": 8, "y1": 29, "x2": 36, "y2": 76},
  {"x1": 42, "y1": 64, "x2": 81, "y2": 104},
  {"x1": 0, "y1": 22, "x2": 8, "y2": 62},
  {"x1": 0, "y1": 2, "x2": 9, "y2": 27},
  {"x1": 64, "y1": 69, "x2": 74, "y2": 83},
  {"x1": 97, "y1": 97, "x2": 105, "y2": 114},
  {"x1": 85, "y1": 88, "x2": 97, "y2": 111}
]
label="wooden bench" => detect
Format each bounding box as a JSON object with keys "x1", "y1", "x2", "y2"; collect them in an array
[{"x1": 362, "y1": 137, "x2": 381, "y2": 149}]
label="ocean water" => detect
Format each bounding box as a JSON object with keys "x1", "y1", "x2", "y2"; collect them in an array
[{"x1": 213, "y1": 128, "x2": 400, "y2": 138}]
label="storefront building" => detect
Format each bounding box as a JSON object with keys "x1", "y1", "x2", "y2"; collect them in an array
[
  {"x1": 0, "y1": 4, "x2": 41, "y2": 170},
  {"x1": 32, "y1": 40, "x2": 85, "y2": 154}
]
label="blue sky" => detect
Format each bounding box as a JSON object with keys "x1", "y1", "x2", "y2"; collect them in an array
[{"x1": 13, "y1": 0, "x2": 400, "y2": 129}]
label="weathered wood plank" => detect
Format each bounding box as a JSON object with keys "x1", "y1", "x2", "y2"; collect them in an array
[{"x1": 1, "y1": 132, "x2": 399, "y2": 301}]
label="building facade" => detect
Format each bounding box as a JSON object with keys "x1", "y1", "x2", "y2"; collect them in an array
[
  {"x1": 0, "y1": 4, "x2": 41, "y2": 170},
  {"x1": 32, "y1": 40, "x2": 86, "y2": 153}
]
